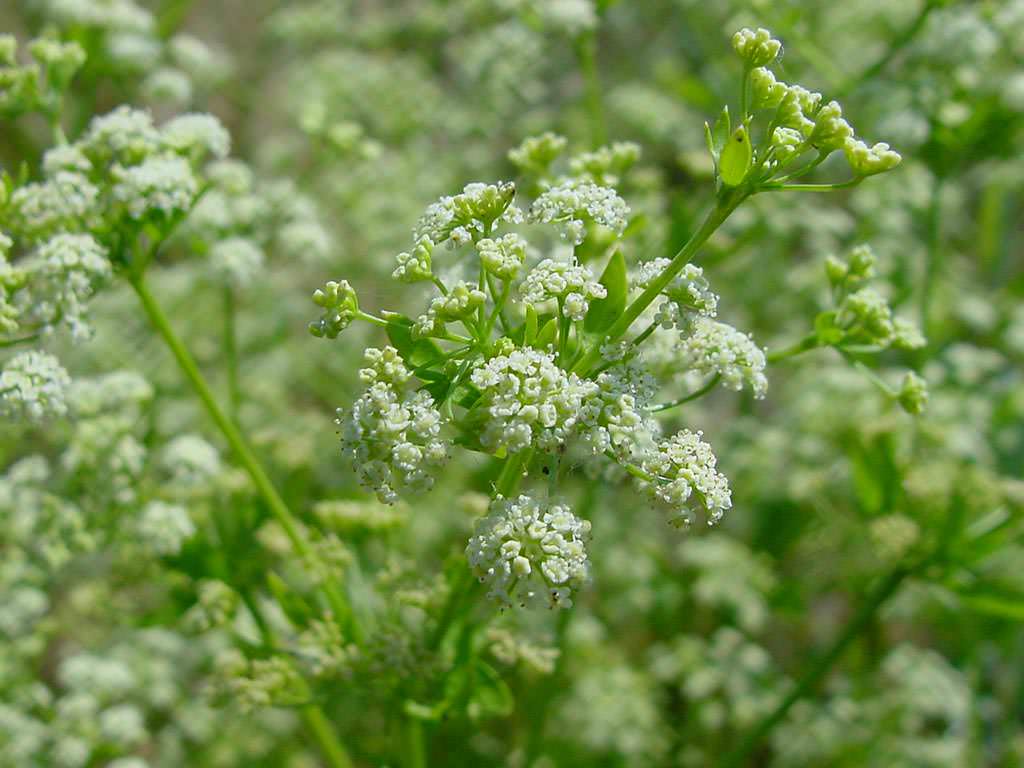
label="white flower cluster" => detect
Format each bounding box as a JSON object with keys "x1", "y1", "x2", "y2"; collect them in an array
[
  {"x1": 634, "y1": 259, "x2": 719, "y2": 328},
  {"x1": 520, "y1": 258, "x2": 607, "y2": 321},
  {"x1": 161, "y1": 434, "x2": 221, "y2": 488},
  {"x1": 578, "y1": 361, "x2": 654, "y2": 458},
  {"x1": 0, "y1": 351, "x2": 71, "y2": 421},
  {"x1": 466, "y1": 494, "x2": 591, "y2": 609},
  {"x1": 111, "y1": 153, "x2": 198, "y2": 219},
  {"x1": 529, "y1": 179, "x2": 629, "y2": 245},
  {"x1": 470, "y1": 347, "x2": 599, "y2": 454},
  {"x1": 414, "y1": 181, "x2": 519, "y2": 246},
  {"x1": 676, "y1": 317, "x2": 768, "y2": 398},
  {"x1": 136, "y1": 501, "x2": 195, "y2": 556},
  {"x1": 336, "y1": 347, "x2": 449, "y2": 503},
  {"x1": 21, "y1": 234, "x2": 111, "y2": 340},
  {"x1": 208, "y1": 236, "x2": 265, "y2": 290},
  {"x1": 639, "y1": 429, "x2": 733, "y2": 526},
  {"x1": 10, "y1": 172, "x2": 100, "y2": 242}
]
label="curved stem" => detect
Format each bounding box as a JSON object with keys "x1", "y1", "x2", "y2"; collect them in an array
[
  {"x1": 720, "y1": 564, "x2": 915, "y2": 768},
  {"x1": 574, "y1": 195, "x2": 742, "y2": 376},
  {"x1": 651, "y1": 374, "x2": 721, "y2": 413},
  {"x1": 128, "y1": 274, "x2": 355, "y2": 637},
  {"x1": 766, "y1": 333, "x2": 819, "y2": 364}
]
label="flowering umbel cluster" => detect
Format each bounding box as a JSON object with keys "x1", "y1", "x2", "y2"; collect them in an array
[{"x1": 311, "y1": 26, "x2": 904, "y2": 610}]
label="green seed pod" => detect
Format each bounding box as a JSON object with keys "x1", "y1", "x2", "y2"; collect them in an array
[{"x1": 719, "y1": 126, "x2": 752, "y2": 186}]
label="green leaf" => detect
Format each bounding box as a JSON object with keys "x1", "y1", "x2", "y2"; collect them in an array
[
  {"x1": 266, "y1": 572, "x2": 311, "y2": 628},
  {"x1": 813, "y1": 311, "x2": 844, "y2": 346},
  {"x1": 386, "y1": 320, "x2": 445, "y2": 368},
  {"x1": 467, "y1": 662, "x2": 514, "y2": 721},
  {"x1": 711, "y1": 105, "x2": 731, "y2": 156},
  {"x1": 523, "y1": 305, "x2": 539, "y2": 346},
  {"x1": 951, "y1": 583, "x2": 1024, "y2": 621},
  {"x1": 584, "y1": 249, "x2": 627, "y2": 333},
  {"x1": 532, "y1": 318, "x2": 558, "y2": 350},
  {"x1": 719, "y1": 125, "x2": 752, "y2": 186}
]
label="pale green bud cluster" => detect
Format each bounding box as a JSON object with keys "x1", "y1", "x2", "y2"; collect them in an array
[
  {"x1": 569, "y1": 142, "x2": 641, "y2": 186},
  {"x1": 477, "y1": 233, "x2": 528, "y2": 280},
  {"x1": 508, "y1": 132, "x2": 567, "y2": 177},
  {"x1": 732, "y1": 27, "x2": 782, "y2": 68},
  {"x1": 309, "y1": 279, "x2": 359, "y2": 338},
  {"x1": 414, "y1": 282, "x2": 487, "y2": 338},
  {"x1": 392, "y1": 235, "x2": 434, "y2": 283}
]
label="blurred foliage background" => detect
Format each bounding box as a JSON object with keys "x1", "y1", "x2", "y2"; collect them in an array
[{"x1": 1, "y1": 0, "x2": 1022, "y2": 766}]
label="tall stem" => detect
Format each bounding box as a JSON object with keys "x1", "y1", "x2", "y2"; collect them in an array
[
  {"x1": 573, "y1": 195, "x2": 741, "y2": 376},
  {"x1": 575, "y1": 31, "x2": 607, "y2": 149},
  {"x1": 223, "y1": 284, "x2": 241, "y2": 423},
  {"x1": 720, "y1": 564, "x2": 914, "y2": 768},
  {"x1": 301, "y1": 706, "x2": 355, "y2": 768},
  {"x1": 128, "y1": 275, "x2": 354, "y2": 633}
]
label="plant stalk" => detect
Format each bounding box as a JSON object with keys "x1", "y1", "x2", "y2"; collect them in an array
[
  {"x1": 128, "y1": 275, "x2": 354, "y2": 633},
  {"x1": 720, "y1": 564, "x2": 914, "y2": 767}
]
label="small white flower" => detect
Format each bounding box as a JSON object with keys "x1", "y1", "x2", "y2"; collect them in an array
[
  {"x1": 639, "y1": 429, "x2": 733, "y2": 526},
  {"x1": 111, "y1": 153, "x2": 198, "y2": 219}
]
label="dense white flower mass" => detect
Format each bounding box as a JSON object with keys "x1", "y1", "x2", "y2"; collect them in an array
[
  {"x1": 470, "y1": 348, "x2": 599, "y2": 454},
  {"x1": 162, "y1": 434, "x2": 221, "y2": 487},
  {"x1": 634, "y1": 260, "x2": 719, "y2": 327},
  {"x1": 414, "y1": 181, "x2": 518, "y2": 245},
  {"x1": 676, "y1": 317, "x2": 768, "y2": 398},
  {"x1": 136, "y1": 501, "x2": 195, "y2": 556},
  {"x1": 209, "y1": 236, "x2": 265, "y2": 289},
  {"x1": 10, "y1": 173, "x2": 100, "y2": 241},
  {"x1": 640, "y1": 429, "x2": 732, "y2": 526},
  {"x1": 81, "y1": 105, "x2": 161, "y2": 163},
  {"x1": 336, "y1": 347, "x2": 449, "y2": 503},
  {"x1": 23, "y1": 234, "x2": 111, "y2": 340},
  {"x1": 0, "y1": 350, "x2": 71, "y2": 421},
  {"x1": 528, "y1": 179, "x2": 629, "y2": 245},
  {"x1": 160, "y1": 113, "x2": 231, "y2": 159},
  {"x1": 111, "y1": 153, "x2": 198, "y2": 219},
  {"x1": 520, "y1": 258, "x2": 606, "y2": 321},
  {"x1": 466, "y1": 494, "x2": 591, "y2": 609}
]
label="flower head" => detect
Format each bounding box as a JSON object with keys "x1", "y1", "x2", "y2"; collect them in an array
[{"x1": 467, "y1": 494, "x2": 591, "y2": 609}]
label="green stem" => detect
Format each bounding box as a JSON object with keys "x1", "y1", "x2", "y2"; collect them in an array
[
  {"x1": 575, "y1": 31, "x2": 607, "y2": 149},
  {"x1": 495, "y1": 450, "x2": 532, "y2": 497},
  {"x1": 223, "y1": 284, "x2": 241, "y2": 423},
  {"x1": 405, "y1": 717, "x2": 427, "y2": 768},
  {"x1": 128, "y1": 274, "x2": 355, "y2": 636},
  {"x1": 766, "y1": 333, "x2": 819, "y2": 364},
  {"x1": 838, "y1": 0, "x2": 938, "y2": 98},
  {"x1": 0, "y1": 333, "x2": 41, "y2": 348},
  {"x1": 651, "y1": 374, "x2": 721, "y2": 412},
  {"x1": 573, "y1": 195, "x2": 742, "y2": 376},
  {"x1": 301, "y1": 706, "x2": 355, "y2": 768},
  {"x1": 761, "y1": 178, "x2": 863, "y2": 192},
  {"x1": 920, "y1": 176, "x2": 943, "y2": 338},
  {"x1": 720, "y1": 564, "x2": 914, "y2": 768}
]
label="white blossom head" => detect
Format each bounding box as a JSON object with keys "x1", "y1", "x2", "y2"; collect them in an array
[
  {"x1": 1, "y1": 350, "x2": 71, "y2": 421},
  {"x1": 467, "y1": 494, "x2": 591, "y2": 609}
]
